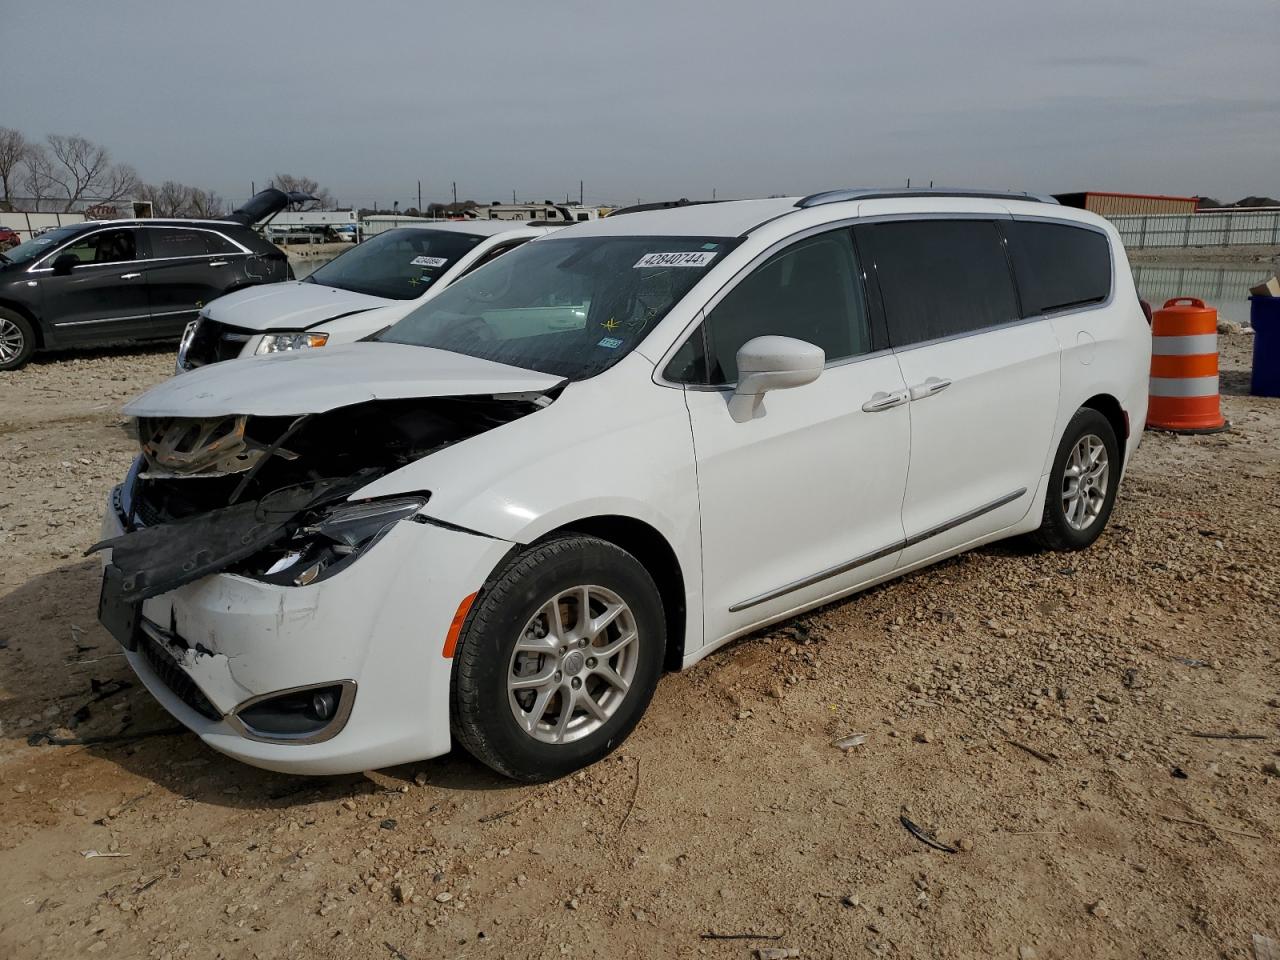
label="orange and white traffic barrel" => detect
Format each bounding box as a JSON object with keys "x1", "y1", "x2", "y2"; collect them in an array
[{"x1": 1147, "y1": 297, "x2": 1228, "y2": 433}]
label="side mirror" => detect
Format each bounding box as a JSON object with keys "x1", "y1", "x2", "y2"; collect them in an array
[
  {"x1": 728, "y1": 335, "x2": 825, "y2": 422},
  {"x1": 52, "y1": 253, "x2": 80, "y2": 276}
]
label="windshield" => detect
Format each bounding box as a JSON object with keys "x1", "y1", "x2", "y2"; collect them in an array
[
  {"x1": 2, "y1": 225, "x2": 85, "y2": 265},
  {"x1": 305, "y1": 227, "x2": 486, "y2": 300},
  {"x1": 379, "y1": 235, "x2": 735, "y2": 380}
]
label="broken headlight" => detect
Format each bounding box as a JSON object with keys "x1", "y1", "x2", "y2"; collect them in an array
[
  {"x1": 256, "y1": 331, "x2": 329, "y2": 354},
  {"x1": 251, "y1": 495, "x2": 426, "y2": 586}
]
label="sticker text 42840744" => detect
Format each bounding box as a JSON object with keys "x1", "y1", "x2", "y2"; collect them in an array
[{"x1": 633, "y1": 251, "x2": 718, "y2": 269}]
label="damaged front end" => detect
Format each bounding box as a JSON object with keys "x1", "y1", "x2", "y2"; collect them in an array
[{"x1": 92, "y1": 393, "x2": 548, "y2": 603}]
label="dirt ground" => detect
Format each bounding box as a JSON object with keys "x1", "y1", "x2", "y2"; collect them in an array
[{"x1": 0, "y1": 336, "x2": 1277, "y2": 960}]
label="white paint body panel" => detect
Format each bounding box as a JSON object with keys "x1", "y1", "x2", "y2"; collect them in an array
[
  {"x1": 102, "y1": 194, "x2": 1151, "y2": 775},
  {"x1": 190, "y1": 223, "x2": 560, "y2": 363},
  {"x1": 893, "y1": 319, "x2": 1060, "y2": 565},
  {"x1": 125, "y1": 340, "x2": 563, "y2": 418},
  {"x1": 684, "y1": 354, "x2": 909, "y2": 641}
]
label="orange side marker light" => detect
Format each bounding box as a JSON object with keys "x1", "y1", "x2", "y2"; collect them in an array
[{"x1": 442, "y1": 592, "x2": 478, "y2": 658}]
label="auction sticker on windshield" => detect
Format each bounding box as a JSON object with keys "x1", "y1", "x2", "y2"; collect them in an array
[
  {"x1": 633, "y1": 251, "x2": 717, "y2": 268},
  {"x1": 411, "y1": 256, "x2": 449, "y2": 268}
]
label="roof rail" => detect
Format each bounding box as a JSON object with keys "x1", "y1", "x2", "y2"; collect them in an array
[
  {"x1": 795, "y1": 187, "x2": 1059, "y2": 208},
  {"x1": 607, "y1": 198, "x2": 721, "y2": 217}
]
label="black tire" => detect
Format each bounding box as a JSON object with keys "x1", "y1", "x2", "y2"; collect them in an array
[
  {"x1": 0, "y1": 307, "x2": 36, "y2": 372},
  {"x1": 1030, "y1": 407, "x2": 1120, "y2": 551},
  {"x1": 450, "y1": 534, "x2": 665, "y2": 782}
]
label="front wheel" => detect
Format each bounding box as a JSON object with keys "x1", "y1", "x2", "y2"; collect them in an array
[
  {"x1": 0, "y1": 308, "x2": 36, "y2": 371},
  {"x1": 450, "y1": 534, "x2": 665, "y2": 781},
  {"x1": 1030, "y1": 408, "x2": 1120, "y2": 551}
]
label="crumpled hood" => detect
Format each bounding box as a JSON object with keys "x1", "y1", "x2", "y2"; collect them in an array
[
  {"x1": 204, "y1": 281, "x2": 388, "y2": 332},
  {"x1": 123, "y1": 341, "x2": 564, "y2": 418}
]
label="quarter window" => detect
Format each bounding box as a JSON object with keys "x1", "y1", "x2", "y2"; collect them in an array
[
  {"x1": 856, "y1": 220, "x2": 1019, "y2": 347},
  {"x1": 1004, "y1": 220, "x2": 1111, "y2": 316},
  {"x1": 669, "y1": 229, "x2": 871, "y2": 385},
  {"x1": 148, "y1": 228, "x2": 234, "y2": 258}
]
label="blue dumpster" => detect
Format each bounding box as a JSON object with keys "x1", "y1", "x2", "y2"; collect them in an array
[{"x1": 1252, "y1": 296, "x2": 1280, "y2": 398}]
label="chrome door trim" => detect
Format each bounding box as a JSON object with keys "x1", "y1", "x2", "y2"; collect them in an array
[
  {"x1": 727, "y1": 486, "x2": 1027, "y2": 613},
  {"x1": 728, "y1": 540, "x2": 905, "y2": 613},
  {"x1": 54, "y1": 313, "x2": 150, "y2": 327}
]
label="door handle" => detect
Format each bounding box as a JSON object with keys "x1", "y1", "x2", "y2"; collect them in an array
[
  {"x1": 120, "y1": 272, "x2": 142, "y2": 280},
  {"x1": 208, "y1": 260, "x2": 228, "y2": 267},
  {"x1": 861, "y1": 389, "x2": 909, "y2": 413},
  {"x1": 909, "y1": 377, "x2": 952, "y2": 401}
]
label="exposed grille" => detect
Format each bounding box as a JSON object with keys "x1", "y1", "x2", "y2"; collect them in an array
[
  {"x1": 139, "y1": 626, "x2": 221, "y2": 721},
  {"x1": 180, "y1": 318, "x2": 254, "y2": 370}
]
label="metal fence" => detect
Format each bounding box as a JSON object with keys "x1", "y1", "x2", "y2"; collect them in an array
[{"x1": 1111, "y1": 209, "x2": 1280, "y2": 249}]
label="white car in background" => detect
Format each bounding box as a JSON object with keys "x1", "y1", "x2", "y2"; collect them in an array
[
  {"x1": 175, "y1": 220, "x2": 560, "y2": 370},
  {"x1": 97, "y1": 188, "x2": 1149, "y2": 782}
]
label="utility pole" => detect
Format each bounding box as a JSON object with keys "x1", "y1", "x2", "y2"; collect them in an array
[
  {"x1": 251, "y1": 181, "x2": 255, "y2": 196},
  {"x1": 452, "y1": 181, "x2": 457, "y2": 204},
  {"x1": 417, "y1": 180, "x2": 422, "y2": 213},
  {"x1": 712, "y1": 187, "x2": 716, "y2": 200},
  {"x1": 906, "y1": 177, "x2": 911, "y2": 188},
  {"x1": 579, "y1": 180, "x2": 584, "y2": 206},
  {"x1": 512, "y1": 189, "x2": 516, "y2": 204}
]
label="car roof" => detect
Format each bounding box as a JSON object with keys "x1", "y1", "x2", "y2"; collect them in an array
[
  {"x1": 567, "y1": 198, "x2": 800, "y2": 238},
  {"x1": 382, "y1": 219, "x2": 556, "y2": 238},
  {"x1": 554, "y1": 190, "x2": 1107, "y2": 240},
  {"x1": 56, "y1": 218, "x2": 249, "y2": 231}
]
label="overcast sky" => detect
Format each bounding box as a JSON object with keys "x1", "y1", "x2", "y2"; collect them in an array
[{"x1": 6, "y1": 0, "x2": 1277, "y2": 208}]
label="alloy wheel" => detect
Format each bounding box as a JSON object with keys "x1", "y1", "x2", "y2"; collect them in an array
[
  {"x1": 1062, "y1": 433, "x2": 1109, "y2": 531},
  {"x1": 0, "y1": 317, "x2": 24, "y2": 364},
  {"x1": 507, "y1": 585, "x2": 639, "y2": 744}
]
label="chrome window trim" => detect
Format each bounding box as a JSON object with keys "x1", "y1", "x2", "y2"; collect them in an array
[
  {"x1": 728, "y1": 487, "x2": 1027, "y2": 612},
  {"x1": 26, "y1": 224, "x2": 250, "y2": 273},
  {"x1": 142, "y1": 224, "x2": 253, "y2": 257},
  {"x1": 25, "y1": 224, "x2": 142, "y2": 272}
]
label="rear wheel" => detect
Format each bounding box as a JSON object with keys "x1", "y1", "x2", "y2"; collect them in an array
[
  {"x1": 0, "y1": 308, "x2": 36, "y2": 371},
  {"x1": 1031, "y1": 408, "x2": 1120, "y2": 551},
  {"x1": 450, "y1": 534, "x2": 665, "y2": 782}
]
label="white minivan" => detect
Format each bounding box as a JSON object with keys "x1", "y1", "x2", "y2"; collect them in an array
[
  {"x1": 97, "y1": 188, "x2": 1150, "y2": 781},
  {"x1": 175, "y1": 220, "x2": 559, "y2": 370}
]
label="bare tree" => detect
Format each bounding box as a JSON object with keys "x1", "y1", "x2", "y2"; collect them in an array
[
  {"x1": 21, "y1": 144, "x2": 55, "y2": 211},
  {"x1": 41, "y1": 133, "x2": 139, "y2": 212},
  {"x1": 187, "y1": 187, "x2": 226, "y2": 218},
  {"x1": 139, "y1": 180, "x2": 194, "y2": 217},
  {"x1": 0, "y1": 127, "x2": 30, "y2": 208},
  {"x1": 138, "y1": 181, "x2": 228, "y2": 218},
  {"x1": 269, "y1": 173, "x2": 333, "y2": 211}
]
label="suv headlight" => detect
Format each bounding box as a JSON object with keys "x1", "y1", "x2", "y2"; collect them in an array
[
  {"x1": 256, "y1": 331, "x2": 329, "y2": 355},
  {"x1": 250, "y1": 495, "x2": 427, "y2": 586}
]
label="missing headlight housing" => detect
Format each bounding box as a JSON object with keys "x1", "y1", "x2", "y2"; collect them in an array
[{"x1": 246, "y1": 495, "x2": 427, "y2": 586}]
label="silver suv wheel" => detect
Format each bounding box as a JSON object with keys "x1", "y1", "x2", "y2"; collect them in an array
[
  {"x1": 507, "y1": 584, "x2": 639, "y2": 744},
  {"x1": 0, "y1": 317, "x2": 25, "y2": 365},
  {"x1": 1062, "y1": 433, "x2": 1109, "y2": 531}
]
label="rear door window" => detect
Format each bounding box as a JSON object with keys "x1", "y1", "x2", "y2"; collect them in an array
[
  {"x1": 1003, "y1": 220, "x2": 1111, "y2": 316},
  {"x1": 855, "y1": 220, "x2": 1019, "y2": 348},
  {"x1": 669, "y1": 229, "x2": 871, "y2": 385}
]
